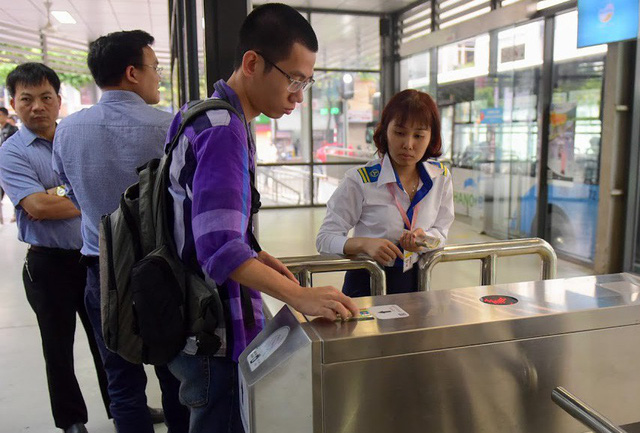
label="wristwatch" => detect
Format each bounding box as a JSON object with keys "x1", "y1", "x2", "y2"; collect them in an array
[{"x1": 55, "y1": 185, "x2": 68, "y2": 197}]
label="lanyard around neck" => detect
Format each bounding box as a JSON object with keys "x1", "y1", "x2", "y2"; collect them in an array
[{"x1": 386, "y1": 183, "x2": 420, "y2": 230}]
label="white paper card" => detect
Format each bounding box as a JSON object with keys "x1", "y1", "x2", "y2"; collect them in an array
[
  {"x1": 247, "y1": 326, "x2": 290, "y2": 372},
  {"x1": 369, "y1": 304, "x2": 409, "y2": 320},
  {"x1": 403, "y1": 250, "x2": 415, "y2": 273}
]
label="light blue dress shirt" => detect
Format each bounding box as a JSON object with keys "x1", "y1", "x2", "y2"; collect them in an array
[
  {"x1": 52, "y1": 90, "x2": 173, "y2": 256},
  {"x1": 0, "y1": 126, "x2": 82, "y2": 249}
]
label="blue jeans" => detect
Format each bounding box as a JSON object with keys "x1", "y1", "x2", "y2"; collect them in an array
[
  {"x1": 168, "y1": 351, "x2": 244, "y2": 433},
  {"x1": 85, "y1": 263, "x2": 189, "y2": 433}
]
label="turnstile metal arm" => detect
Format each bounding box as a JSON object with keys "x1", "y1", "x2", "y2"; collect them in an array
[
  {"x1": 419, "y1": 238, "x2": 557, "y2": 291},
  {"x1": 279, "y1": 254, "x2": 387, "y2": 295},
  {"x1": 551, "y1": 386, "x2": 628, "y2": 433}
]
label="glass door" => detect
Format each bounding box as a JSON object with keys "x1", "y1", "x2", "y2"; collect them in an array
[{"x1": 544, "y1": 11, "x2": 606, "y2": 263}]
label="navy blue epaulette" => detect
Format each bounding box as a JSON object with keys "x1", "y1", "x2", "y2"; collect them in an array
[
  {"x1": 428, "y1": 160, "x2": 450, "y2": 177},
  {"x1": 356, "y1": 164, "x2": 381, "y2": 183}
]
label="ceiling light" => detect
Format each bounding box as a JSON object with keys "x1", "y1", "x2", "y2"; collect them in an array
[{"x1": 51, "y1": 10, "x2": 76, "y2": 24}]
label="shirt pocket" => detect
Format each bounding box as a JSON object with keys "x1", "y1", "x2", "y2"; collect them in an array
[{"x1": 361, "y1": 193, "x2": 402, "y2": 235}]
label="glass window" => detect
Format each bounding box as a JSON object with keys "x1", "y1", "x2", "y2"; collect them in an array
[
  {"x1": 497, "y1": 21, "x2": 544, "y2": 72},
  {"x1": 443, "y1": 23, "x2": 542, "y2": 241},
  {"x1": 257, "y1": 165, "x2": 311, "y2": 206},
  {"x1": 440, "y1": 105, "x2": 454, "y2": 161},
  {"x1": 546, "y1": 54, "x2": 605, "y2": 262},
  {"x1": 400, "y1": 51, "x2": 431, "y2": 91},
  {"x1": 255, "y1": 11, "x2": 382, "y2": 208},
  {"x1": 438, "y1": 34, "x2": 490, "y2": 83},
  {"x1": 255, "y1": 100, "x2": 310, "y2": 163},
  {"x1": 311, "y1": 14, "x2": 380, "y2": 70},
  {"x1": 313, "y1": 164, "x2": 361, "y2": 205},
  {"x1": 454, "y1": 101, "x2": 472, "y2": 123},
  {"x1": 554, "y1": 11, "x2": 607, "y2": 62},
  {"x1": 312, "y1": 71, "x2": 380, "y2": 163},
  {"x1": 171, "y1": 61, "x2": 180, "y2": 112}
]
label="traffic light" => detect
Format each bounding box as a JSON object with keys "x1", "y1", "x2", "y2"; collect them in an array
[{"x1": 341, "y1": 73, "x2": 354, "y2": 99}]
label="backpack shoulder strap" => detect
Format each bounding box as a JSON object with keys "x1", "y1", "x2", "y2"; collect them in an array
[
  {"x1": 154, "y1": 99, "x2": 243, "y2": 261},
  {"x1": 166, "y1": 99, "x2": 242, "y2": 155}
]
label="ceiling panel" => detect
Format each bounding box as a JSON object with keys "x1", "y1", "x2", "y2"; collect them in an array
[
  {"x1": 0, "y1": 0, "x2": 170, "y2": 52},
  {"x1": 0, "y1": 0, "x2": 406, "y2": 71},
  {"x1": 258, "y1": 0, "x2": 417, "y2": 13}
]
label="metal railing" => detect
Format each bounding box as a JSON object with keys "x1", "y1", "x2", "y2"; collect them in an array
[
  {"x1": 277, "y1": 238, "x2": 555, "y2": 296},
  {"x1": 552, "y1": 387, "x2": 628, "y2": 433},
  {"x1": 279, "y1": 254, "x2": 387, "y2": 296},
  {"x1": 418, "y1": 238, "x2": 557, "y2": 291}
]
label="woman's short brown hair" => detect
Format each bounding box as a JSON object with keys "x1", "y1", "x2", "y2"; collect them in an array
[{"x1": 373, "y1": 89, "x2": 442, "y2": 161}]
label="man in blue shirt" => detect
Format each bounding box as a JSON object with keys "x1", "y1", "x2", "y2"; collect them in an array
[
  {"x1": 0, "y1": 63, "x2": 110, "y2": 433},
  {"x1": 53, "y1": 31, "x2": 188, "y2": 433}
]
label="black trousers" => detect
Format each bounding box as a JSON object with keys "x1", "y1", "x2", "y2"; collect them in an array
[
  {"x1": 23, "y1": 247, "x2": 110, "y2": 429},
  {"x1": 342, "y1": 265, "x2": 420, "y2": 298}
]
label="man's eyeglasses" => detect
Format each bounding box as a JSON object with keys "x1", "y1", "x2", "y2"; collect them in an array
[
  {"x1": 255, "y1": 52, "x2": 314, "y2": 93},
  {"x1": 135, "y1": 64, "x2": 164, "y2": 76}
]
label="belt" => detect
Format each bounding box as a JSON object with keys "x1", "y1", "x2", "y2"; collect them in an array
[{"x1": 28, "y1": 245, "x2": 81, "y2": 256}]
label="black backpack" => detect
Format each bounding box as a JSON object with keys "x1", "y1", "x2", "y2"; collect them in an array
[{"x1": 99, "y1": 99, "x2": 241, "y2": 365}]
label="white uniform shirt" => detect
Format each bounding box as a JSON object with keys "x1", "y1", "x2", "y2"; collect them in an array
[{"x1": 316, "y1": 154, "x2": 454, "y2": 266}]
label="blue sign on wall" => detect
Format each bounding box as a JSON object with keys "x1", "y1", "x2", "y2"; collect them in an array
[
  {"x1": 479, "y1": 108, "x2": 503, "y2": 125},
  {"x1": 578, "y1": 0, "x2": 639, "y2": 48}
]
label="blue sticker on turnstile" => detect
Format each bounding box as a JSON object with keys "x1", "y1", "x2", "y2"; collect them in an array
[{"x1": 480, "y1": 295, "x2": 518, "y2": 305}]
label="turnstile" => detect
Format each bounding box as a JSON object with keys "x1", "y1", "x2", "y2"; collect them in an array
[{"x1": 238, "y1": 273, "x2": 640, "y2": 433}]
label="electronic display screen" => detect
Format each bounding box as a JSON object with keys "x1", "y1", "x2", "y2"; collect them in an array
[
  {"x1": 480, "y1": 295, "x2": 519, "y2": 305},
  {"x1": 578, "y1": 0, "x2": 639, "y2": 48}
]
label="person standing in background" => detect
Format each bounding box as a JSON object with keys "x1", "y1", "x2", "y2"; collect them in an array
[
  {"x1": 0, "y1": 62, "x2": 110, "y2": 433},
  {"x1": 0, "y1": 106, "x2": 19, "y2": 145},
  {"x1": 52, "y1": 30, "x2": 188, "y2": 433}
]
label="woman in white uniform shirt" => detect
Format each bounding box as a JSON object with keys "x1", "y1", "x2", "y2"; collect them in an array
[{"x1": 316, "y1": 89, "x2": 454, "y2": 297}]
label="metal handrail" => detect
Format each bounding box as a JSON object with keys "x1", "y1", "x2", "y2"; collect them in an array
[
  {"x1": 552, "y1": 387, "x2": 628, "y2": 433},
  {"x1": 258, "y1": 167, "x2": 302, "y2": 205},
  {"x1": 279, "y1": 254, "x2": 387, "y2": 296},
  {"x1": 418, "y1": 238, "x2": 557, "y2": 291}
]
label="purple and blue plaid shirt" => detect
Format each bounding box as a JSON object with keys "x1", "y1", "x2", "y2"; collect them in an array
[{"x1": 166, "y1": 80, "x2": 264, "y2": 361}]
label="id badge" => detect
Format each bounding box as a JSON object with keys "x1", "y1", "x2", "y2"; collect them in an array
[{"x1": 403, "y1": 250, "x2": 415, "y2": 273}]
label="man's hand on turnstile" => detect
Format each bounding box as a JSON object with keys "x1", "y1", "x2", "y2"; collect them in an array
[
  {"x1": 288, "y1": 285, "x2": 360, "y2": 322},
  {"x1": 230, "y1": 257, "x2": 359, "y2": 322}
]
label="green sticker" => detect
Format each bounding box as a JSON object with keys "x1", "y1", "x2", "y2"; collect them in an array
[{"x1": 335, "y1": 308, "x2": 374, "y2": 322}]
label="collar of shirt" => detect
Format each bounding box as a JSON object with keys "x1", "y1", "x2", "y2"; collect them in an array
[
  {"x1": 212, "y1": 79, "x2": 256, "y2": 160},
  {"x1": 376, "y1": 154, "x2": 398, "y2": 186},
  {"x1": 212, "y1": 80, "x2": 245, "y2": 122},
  {"x1": 377, "y1": 154, "x2": 432, "y2": 190},
  {"x1": 377, "y1": 154, "x2": 435, "y2": 225},
  {"x1": 99, "y1": 89, "x2": 148, "y2": 105},
  {"x1": 17, "y1": 126, "x2": 50, "y2": 147}
]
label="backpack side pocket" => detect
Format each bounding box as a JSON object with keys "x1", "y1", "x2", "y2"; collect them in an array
[
  {"x1": 130, "y1": 245, "x2": 186, "y2": 365},
  {"x1": 185, "y1": 272, "x2": 223, "y2": 355}
]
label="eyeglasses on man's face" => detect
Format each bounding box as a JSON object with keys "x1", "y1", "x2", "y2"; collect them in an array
[
  {"x1": 135, "y1": 64, "x2": 164, "y2": 76},
  {"x1": 255, "y1": 51, "x2": 314, "y2": 93}
]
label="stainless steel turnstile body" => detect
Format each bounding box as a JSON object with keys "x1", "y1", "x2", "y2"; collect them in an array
[{"x1": 238, "y1": 273, "x2": 640, "y2": 433}]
